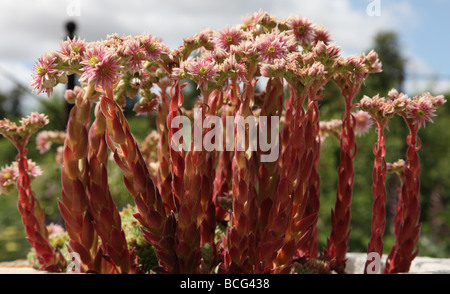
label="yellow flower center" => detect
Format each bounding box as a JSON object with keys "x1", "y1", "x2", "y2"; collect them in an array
[
  {"x1": 36, "y1": 66, "x2": 46, "y2": 75},
  {"x1": 416, "y1": 109, "x2": 425, "y2": 118},
  {"x1": 89, "y1": 56, "x2": 99, "y2": 67},
  {"x1": 297, "y1": 26, "x2": 305, "y2": 34}
]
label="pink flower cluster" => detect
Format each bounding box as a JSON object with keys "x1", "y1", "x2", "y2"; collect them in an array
[
  {"x1": 36, "y1": 130, "x2": 66, "y2": 154},
  {"x1": 0, "y1": 159, "x2": 42, "y2": 195},
  {"x1": 0, "y1": 112, "x2": 49, "y2": 146},
  {"x1": 360, "y1": 89, "x2": 446, "y2": 128}
]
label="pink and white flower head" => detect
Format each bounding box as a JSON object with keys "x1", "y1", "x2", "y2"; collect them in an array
[
  {"x1": 406, "y1": 95, "x2": 437, "y2": 128},
  {"x1": 260, "y1": 58, "x2": 287, "y2": 78},
  {"x1": 255, "y1": 31, "x2": 294, "y2": 63},
  {"x1": 363, "y1": 50, "x2": 382, "y2": 74},
  {"x1": 241, "y1": 10, "x2": 268, "y2": 30},
  {"x1": 58, "y1": 36, "x2": 87, "y2": 65},
  {"x1": 220, "y1": 54, "x2": 248, "y2": 83},
  {"x1": 312, "y1": 24, "x2": 332, "y2": 45},
  {"x1": 184, "y1": 57, "x2": 218, "y2": 90},
  {"x1": 124, "y1": 38, "x2": 147, "y2": 74},
  {"x1": 36, "y1": 130, "x2": 66, "y2": 154},
  {"x1": 286, "y1": 14, "x2": 314, "y2": 45},
  {"x1": 215, "y1": 25, "x2": 243, "y2": 51},
  {"x1": 346, "y1": 55, "x2": 369, "y2": 84},
  {"x1": 31, "y1": 52, "x2": 60, "y2": 97},
  {"x1": 46, "y1": 223, "x2": 64, "y2": 237},
  {"x1": 353, "y1": 110, "x2": 374, "y2": 136},
  {"x1": 0, "y1": 163, "x2": 18, "y2": 195},
  {"x1": 0, "y1": 160, "x2": 42, "y2": 195},
  {"x1": 138, "y1": 34, "x2": 170, "y2": 61},
  {"x1": 81, "y1": 44, "x2": 122, "y2": 92}
]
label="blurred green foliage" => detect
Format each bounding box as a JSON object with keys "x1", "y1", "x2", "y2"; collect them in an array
[{"x1": 0, "y1": 31, "x2": 449, "y2": 264}]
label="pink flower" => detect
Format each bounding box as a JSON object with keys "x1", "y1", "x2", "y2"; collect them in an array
[
  {"x1": 138, "y1": 34, "x2": 170, "y2": 61},
  {"x1": 46, "y1": 223, "x2": 64, "y2": 237},
  {"x1": 256, "y1": 31, "x2": 294, "y2": 63},
  {"x1": 406, "y1": 96, "x2": 436, "y2": 128},
  {"x1": 364, "y1": 50, "x2": 383, "y2": 74},
  {"x1": 286, "y1": 15, "x2": 314, "y2": 45},
  {"x1": 30, "y1": 52, "x2": 59, "y2": 97},
  {"x1": 184, "y1": 57, "x2": 218, "y2": 90},
  {"x1": 58, "y1": 36, "x2": 86, "y2": 65},
  {"x1": 220, "y1": 54, "x2": 248, "y2": 82},
  {"x1": 36, "y1": 130, "x2": 66, "y2": 154},
  {"x1": 0, "y1": 163, "x2": 18, "y2": 195},
  {"x1": 312, "y1": 24, "x2": 332, "y2": 45},
  {"x1": 0, "y1": 160, "x2": 42, "y2": 195},
  {"x1": 353, "y1": 110, "x2": 374, "y2": 136},
  {"x1": 242, "y1": 10, "x2": 267, "y2": 30},
  {"x1": 124, "y1": 38, "x2": 147, "y2": 74},
  {"x1": 81, "y1": 45, "x2": 122, "y2": 91},
  {"x1": 215, "y1": 25, "x2": 243, "y2": 51}
]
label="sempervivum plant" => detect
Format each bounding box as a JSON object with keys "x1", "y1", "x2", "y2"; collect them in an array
[{"x1": 8, "y1": 11, "x2": 443, "y2": 274}]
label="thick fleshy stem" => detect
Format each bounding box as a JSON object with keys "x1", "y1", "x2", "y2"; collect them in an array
[
  {"x1": 364, "y1": 121, "x2": 388, "y2": 274},
  {"x1": 252, "y1": 78, "x2": 285, "y2": 273},
  {"x1": 59, "y1": 85, "x2": 101, "y2": 272},
  {"x1": 297, "y1": 82, "x2": 328, "y2": 260},
  {"x1": 86, "y1": 104, "x2": 136, "y2": 274},
  {"x1": 0, "y1": 113, "x2": 65, "y2": 272},
  {"x1": 156, "y1": 85, "x2": 176, "y2": 213},
  {"x1": 100, "y1": 94, "x2": 179, "y2": 273},
  {"x1": 165, "y1": 81, "x2": 204, "y2": 273},
  {"x1": 256, "y1": 78, "x2": 284, "y2": 221},
  {"x1": 326, "y1": 85, "x2": 359, "y2": 273},
  {"x1": 17, "y1": 147, "x2": 65, "y2": 272},
  {"x1": 223, "y1": 79, "x2": 258, "y2": 273},
  {"x1": 270, "y1": 87, "x2": 317, "y2": 274},
  {"x1": 212, "y1": 101, "x2": 234, "y2": 222},
  {"x1": 200, "y1": 89, "x2": 222, "y2": 271},
  {"x1": 296, "y1": 99, "x2": 321, "y2": 259},
  {"x1": 384, "y1": 121, "x2": 421, "y2": 274}
]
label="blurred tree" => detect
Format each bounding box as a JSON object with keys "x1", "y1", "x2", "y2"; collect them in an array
[{"x1": 361, "y1": 31, "x2": 406, "y2": 96}]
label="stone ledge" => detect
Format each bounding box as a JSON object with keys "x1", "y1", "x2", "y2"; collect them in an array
[
  {"x1": 345, "y1": 252, "x2": 450, "y2": 274},
  {"x1": 1, "y1": 254, "x2": 450, "y2": 274}
]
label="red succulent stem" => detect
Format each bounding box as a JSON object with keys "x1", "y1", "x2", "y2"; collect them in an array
[
  {"x1": 156, "y1": 85, "x2": 176, "y2": 213},
  {"x1": 59, "y1": 85, "x2": 100, "y2": 272},
  {"x1": 212, "y1": 102, "x2": 234, "y2": 222},
  {"x1": 326, "y1": 85, "x2": 359, "y2": 273},
  {"x1": 364, "y1": 121, "x2": 388, "y2": 274},
  {"x1": 86, "y1": 104, "x2": 136, "y2": 273},
  {"x1": 384, "y1": 120, "x2": 421, "y2": 274},
  {"x1": 223, "y1": 79, "x2": 258, "y2": 273},
  {"x1": 296, "y1": 82, "x2": 328, "y2": 259},
  {"x1": 166, "y1": 82, "x2": 203, "y2": 273},
  {"x1": 16, "y1": 146, "x2": 64, "y2": 272},
  {"x1": 270, "y1": 85, "x2": 316, "y2": 274},
  {"x1": 297, "y1": 97, "x2": 321, "y2": 259},
  {"x1": 252, "y1": 78, "x2": 286, "y2": 273},
  {"x1": 99, "y1": 93, "x2": 179, "y2": 273}
]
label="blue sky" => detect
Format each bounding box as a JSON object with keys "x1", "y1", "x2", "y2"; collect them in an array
[
  {"x1": 352, "y1": 0, "x2": 450, "y2": 82},
  {"x1": 0, "y1": 0, "x2": 449, "y2": 110}
]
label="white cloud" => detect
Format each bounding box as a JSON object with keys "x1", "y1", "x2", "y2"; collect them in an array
[{"x1": 0, "y1": 0, "x2": 445, "y2": 100}]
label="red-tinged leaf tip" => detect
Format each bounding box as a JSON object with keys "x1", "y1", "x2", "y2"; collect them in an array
[{"x1": 146, "y1": 210, "x2": 164, "y2": 230}]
